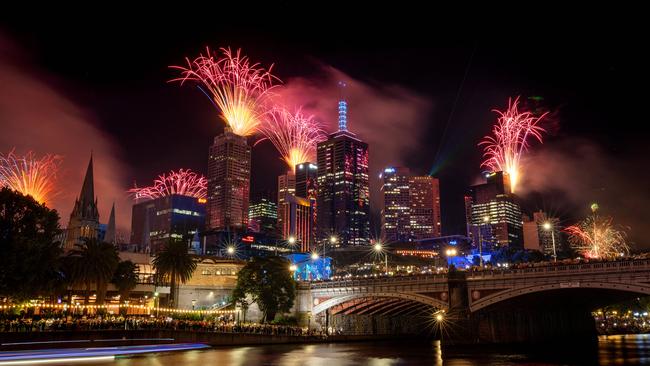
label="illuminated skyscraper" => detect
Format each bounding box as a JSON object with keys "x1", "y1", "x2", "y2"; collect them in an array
[
  {"x1": 381, "y1": 167, "x2": 411, "y2": 242},
  {"x1": 279, "y1": 195, "x2": 312, "y2": 252},
  {"x1": 206, "y1": 128, "x2": 251, "y2": 231},
  {"x1": 380, "y1": 167, "x2": 442, "y2": 242},
  {"x1": 277, "y1": 172, "x2": 296, "y2": 239},
  {"x1": 248, "y1": 197, "x2": 278, "y2": 235},
  {"x1": 295, "y1": 162, "x2": 318, "y2": 200},
  {"x1": 130, "y1": 194, "x2": 206, "y2": 254},
  {"x1": 467, "y1": 171, "x2": 523, "y2": 251},
  {"x1": 316, "y1": 95, "x2": 370, "y2": 247},
  {"x1": 409, "y1": 175, "x2": 441, "y2": 239}
]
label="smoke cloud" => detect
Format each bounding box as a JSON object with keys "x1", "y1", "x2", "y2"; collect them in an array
[
  {"x1": 274, "y1": 65, "x2": 434, "y2": 219},
  {"x1": 0, "y1": 35, "x2": 131, "y2": 233}
]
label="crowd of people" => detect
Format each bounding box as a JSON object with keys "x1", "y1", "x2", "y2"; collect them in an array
[{"x1": 0, "y1": 315, "x2": 325, "y2": 337}]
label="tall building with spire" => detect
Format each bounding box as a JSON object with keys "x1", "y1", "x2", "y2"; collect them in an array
[
  {"x1": 316, "y1": 83, "x2": 370, "y2": 247},
  {"x1": 64, "y1": 154, "x2": 100, "y2": 250},
  {"x1": 206, "y1": 127, "x2": 251, "y2": 232}
]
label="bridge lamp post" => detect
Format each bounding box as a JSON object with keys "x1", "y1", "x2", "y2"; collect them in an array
[
  {"x1": 445, "y1": 248, "x2": 457, "y2": 268},
  {"x1": 227, "y1": 246, "x2": 236, "y2": 256},
  {"x1": 311, "y1": 252, "x2": 320, "y2": 261},
  {"x1": 154, "y1": 291, "x2": 159, "y2": 318},
  {"x1": 543, "y1": 221, "x2": 557, "y2": 263},
  {"x1": 288, "y1": 236, "x2": 296, "y2": 247},
  {"x1": 374, "y1": 242, "x2": 388, "y2": 276}
]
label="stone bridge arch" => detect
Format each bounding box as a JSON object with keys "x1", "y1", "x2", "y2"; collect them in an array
[
  {"x1": 470, "y1": 280, "x2": 650, "y2": 312},
  {"x1": 312, "y1": 292, "x2": 448, "y2": 315}
]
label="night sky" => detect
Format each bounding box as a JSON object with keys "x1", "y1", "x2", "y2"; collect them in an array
[{"x1": 1, "y1": 16, "x2": 648, "y2": 248}]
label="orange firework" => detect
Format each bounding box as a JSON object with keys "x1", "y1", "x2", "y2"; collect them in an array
[
  {"x1": 0, "y1": 150, "x2": 62, "y2": 204},
  {"x1": 565, "y1": 205, "x2": 629, "y2": 259},
  {"x1": 257, "y1": 107, "x2": 326, "y2": 172},
  {"x1": 480, "y1": 97, "x2": 547, "y2": 193},
  {"x1": 171, "y1": 47, "x2": 279, "y2": 137}
]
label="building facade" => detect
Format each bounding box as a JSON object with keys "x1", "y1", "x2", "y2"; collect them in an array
[
  {"x1": 409, "y1": 175, "x2": 441, "y2": 239},
  {"x1": 380, "y1": 167, "x2": 411, "y2": 242},
  {"x1": 380, "y1": 167, "x2": 442, "y2": 242},
  {"x1": 206, "y1": 128, "x2": 251, "y2": 231},
  {"x1": 467, "y1": 171, "x2": 523, "y2": 251},
  {"x1": 248, "y1": 197, "x2": 278, "y2": 235},
  {"x1": 130, "y1": 194, "x2": 206, "y2": 253},
  {"x1": 65, "y1": 155, "x2": 100, "y2": 250},
  {"x1": 316, "y1": 98, "x2": 370, "y2": 247},
  {"x1": 277, "y1": 172, "x2": 296, "y2": 239}
]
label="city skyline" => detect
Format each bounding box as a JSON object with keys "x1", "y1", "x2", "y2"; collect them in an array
[{"x1": 0, "y1": 24, "x2": 648, "y2": 249}]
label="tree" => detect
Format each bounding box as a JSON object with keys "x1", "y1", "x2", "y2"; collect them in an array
[
  {"x1": 232, "y1": 256, "x2": 296, "y2": 322},
  {"x1": 0, "y1": 187, "x2": 63, "y2": 301},
  {"x1": 153, "y1": 240, "x2": 197, "y2": 308},
  {"x1": 112, "y1": 260, "x2": 139, "y2": 313},
  {"x1": 67, "y1": 238, "x2": 119, "y2": 304}
]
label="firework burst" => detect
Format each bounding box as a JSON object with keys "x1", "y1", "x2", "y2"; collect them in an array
[
  {"x1": 257, "y1": 107, "x2": 326, "y2": 172},
  {"x1": 171, "y1": 47, "x2": 279, "y2": 137},
  {"x1": 480, "y1": 97, "x2": 547, "y2": 193},
  {"x1": 128, "y1": 169, "x2": 207, "y2": 201},
  {"x1": 565, "y1": 205, "x2": 629, "y2": 259},
  {"x1": 0, "y1": 150, "x2": 61, "y2": 204}
]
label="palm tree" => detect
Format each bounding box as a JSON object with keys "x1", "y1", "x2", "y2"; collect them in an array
[
  {"x1": 112, "y1": 260, "x2": 139, "y2": 314},
  {"x1": 67, "y1": 238, "x2": 119, "y2": 304},
  {"x1": 153, "y1": 240, "x2": 197, "y2": 308}
]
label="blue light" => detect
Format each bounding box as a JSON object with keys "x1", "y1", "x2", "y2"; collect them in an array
[
  {"x1": 449, "y1": 240, "x2": 457, "y2": 245},
  {"x1": 384, "y1": 167, "x2": 395, "y2": 174},
  {"x1": 338, "y1": 100, "x2": 348, "y2": 131}
]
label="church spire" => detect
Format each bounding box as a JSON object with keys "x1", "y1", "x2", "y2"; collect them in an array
[
  {"x1": 106, "y1": 202, "x2": 116, "y2": 245},
  {"x1": 79, "y1": 153, "x2": 95, "y2": 206}
]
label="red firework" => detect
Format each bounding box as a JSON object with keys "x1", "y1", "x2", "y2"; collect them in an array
[{"x1": 128, "y1": 169, "x2": 207, "y2": 201}]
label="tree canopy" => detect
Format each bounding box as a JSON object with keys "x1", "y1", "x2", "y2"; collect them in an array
[
  {"x1": 232, "y1": 256, "x2": 296, "y2": 322},
  {"x1": 0, "y1": 187, "x2": 63, "y2": 301}
]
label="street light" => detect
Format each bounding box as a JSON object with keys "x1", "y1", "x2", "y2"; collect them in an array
[
  {"x1": 543, "y1": 221, "x2": 557, "y2": 262},
  {"x1": 374, "y1": 242, "x2": 388, "y2": 275},
  {"x1": 191, "y1": 299, "x2": 196, "y2": 310},
  {"x1": 445, "y1": 248, "x2": 457, "y2": 269},
  {"x1": 311, "y1": 252, "x2": 319, "y2": 260},
  {"x1": 227, "y1": 246, "x2": 235, "y2": 256},
  {"x1": 326, "y1": 235, "x2": 337, "y2": 257},
  {"x1": 153, "y1": 292, "x2": 159, "y2": 318},
  {"x1": 288, "y1": 236, "x2": 296, "y2": 246}
]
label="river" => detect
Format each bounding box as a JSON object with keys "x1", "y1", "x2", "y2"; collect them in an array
[{"x1": 46, "y1": 334, "x2": 650, "y2": 365}]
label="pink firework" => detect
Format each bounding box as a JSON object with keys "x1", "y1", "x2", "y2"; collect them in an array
[
  {"x1": 171, "y1": 47, "x2": 279, "y2": 137},
  {"x1": 479, "y1": 97, "x2": 547, "y2": 193},
  {"x1": 0, "y1": 150, "x2": 62, "y2": 204},
  {"x1": 565, "y1": 206, "x2": 629, "y2": 259},
  {"x1": 257, "y1": 107, "x2": 327, "y2": 172},
  {"x1": 128, "y1": 169, "x2": 207, "y2": 201}
]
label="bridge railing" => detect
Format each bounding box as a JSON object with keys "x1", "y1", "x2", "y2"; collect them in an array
[
  {"x1": 466, "y1": 259, "x2": 650, "y2": 280},
  {"x1": 309, "y1": 273, "x2": 448, "y2": 290}
]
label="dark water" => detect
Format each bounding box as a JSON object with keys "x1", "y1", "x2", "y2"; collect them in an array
[{"x1": 61, "y1": 334, "x2": 650, "y2": 365}]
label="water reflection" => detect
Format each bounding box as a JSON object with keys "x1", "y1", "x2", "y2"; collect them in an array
[{"x1": 49, "y1": 334, "x2": 650, "y2": 365}]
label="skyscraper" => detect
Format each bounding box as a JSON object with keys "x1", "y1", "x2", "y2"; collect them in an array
[
  {"x1": 295, "y1": 162, "x2": 318, "y2": 247},
  {"x1": 206, "y1": 128, "x2": 251, "y2": 231},
  {"x1": 295, "y1": 162, "x2": 318, "y2": 199},
  {"x1": 277, "y1": 172, "x2": 295, "y2": 239},
  {"x1": 409, "y1": 175, "x2": 441, "y2": 239},
  {"x1": 467, "y1": 171, "x2": 523, "y2": 251},
  {"x1": 316, "y1": 95, "x2": 370, "y2": 247},
  {"x1": 381, "y1": 167, "x2": 411, "y2": 242},
  {"x1": 248, "y1": 197, "x2": 278, "y2": 235},
  {"x1": 65, "y1": 155, "x2": 100, "y2": 250},
  {"x1": 130, "y1": 194, "x2": 206, "y2": 254},
  {"x1": 380, "y1": 167, "x2": 442, "y2": 242},
  {"x1": 279, "y1": 194, "x2": 312, "y2": 252}
]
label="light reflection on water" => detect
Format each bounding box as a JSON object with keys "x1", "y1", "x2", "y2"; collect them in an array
[{"x1": 61, "y1": 334, "x2": 650, "y2": 365}]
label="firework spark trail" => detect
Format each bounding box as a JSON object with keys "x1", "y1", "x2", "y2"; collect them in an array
[
  {"x1": 170, "y1": 47, "x2": 279, "y2": 137},
  {"x1": 0, "y1": 150, "x2": 61, "y2": 204},
  {"x1": 128, "y1": 169, "x2": 207, "y2": 200},
  {"x1": 565, "y1": 207, "x2": 629, "y2": 259},
  {"x1": 257, "y1": 107, "x2": 327, "y2": 172},
  {"x1": 479, "y1": 97, "x2": 547, "y2": 193}
]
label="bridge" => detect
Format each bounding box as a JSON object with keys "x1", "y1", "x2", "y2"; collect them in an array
[{"x1": 294, "y1": 259, "x2": 650, "y2": 343}]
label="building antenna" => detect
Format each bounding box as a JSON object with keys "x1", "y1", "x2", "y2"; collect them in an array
[{"x1": 337, "y1": 81, "x2": 348, "y2": 131}]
